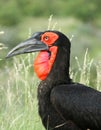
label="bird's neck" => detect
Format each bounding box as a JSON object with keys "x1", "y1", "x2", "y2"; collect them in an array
[
  {"x1": 34, "y1": 46, "x2": 71, "y2": 85},
  {"x1": 46, "y1": 47, "x2": 71, "y2": 85}
]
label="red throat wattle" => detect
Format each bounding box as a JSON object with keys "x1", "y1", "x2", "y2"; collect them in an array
[{"x1": 34, "y1": 46, "x2": 58, "y2": 80}]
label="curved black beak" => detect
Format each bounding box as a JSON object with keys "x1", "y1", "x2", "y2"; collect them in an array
[{"x1": 6, "y1": 36, "x2": 48, "y2": 58}]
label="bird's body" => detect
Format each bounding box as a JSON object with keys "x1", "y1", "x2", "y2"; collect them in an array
[
  {"x1": 38, "y1": 81, "x2": 81, "y2": 130},
  {"x1": 38, "y1": 81, "x2": 101, "y2": 130},
  {"x1": 6, "y1": 30, "x2": 101, "y2": 130}
]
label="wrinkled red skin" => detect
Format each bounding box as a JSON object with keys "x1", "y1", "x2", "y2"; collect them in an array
[{"x1": 34, "y1": 46, "x2": 58, "y2": 80}]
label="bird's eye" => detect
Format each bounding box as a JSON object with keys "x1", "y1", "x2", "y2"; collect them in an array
[{"x1": 44, "y1": 36, "x2": 49, "y2": 41}]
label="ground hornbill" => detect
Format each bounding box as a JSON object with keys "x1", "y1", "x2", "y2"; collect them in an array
[{"x1": 6, "y1": 30, "x2": 101, "y2": 130}]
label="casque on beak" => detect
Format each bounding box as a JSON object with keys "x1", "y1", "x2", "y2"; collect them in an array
[{"x1": 6, "y1": 36, "x2": 48, "y2": 58}]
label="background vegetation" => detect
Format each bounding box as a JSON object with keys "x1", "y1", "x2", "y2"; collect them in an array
[
  {"x1": 0, "y1": 0, "x2": 101, "y2": 26},
  {"x1": 0, "y1": 0, "x2": 101, "y2": 130}
]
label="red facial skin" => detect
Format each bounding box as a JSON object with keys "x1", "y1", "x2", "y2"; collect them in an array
[{"x1": 34, "y1": 32, "x2": 59, "y2": 80}]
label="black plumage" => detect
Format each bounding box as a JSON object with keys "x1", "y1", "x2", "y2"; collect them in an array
[{"x1": 6, "y1": 30, "x2": 101, "y2": 130}]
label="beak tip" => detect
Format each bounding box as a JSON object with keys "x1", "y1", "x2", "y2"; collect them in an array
[
  {"x1": 5, "y1": 55, "x2": 10, "y2": 59},
  {"x1": 6, "y1": 52, "x2": 13, "y2": 59}
]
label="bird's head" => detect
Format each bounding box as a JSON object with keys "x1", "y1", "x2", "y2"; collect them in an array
[{"x1": 6, "y1": 30, "x2": 71, "y2": 80}]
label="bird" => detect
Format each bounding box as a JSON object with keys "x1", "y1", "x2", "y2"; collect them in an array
[{"x1": 6, "y1": 30, "x2": 101, "y2": 130}]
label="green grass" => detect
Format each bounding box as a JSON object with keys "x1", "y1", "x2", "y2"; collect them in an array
[
  {"x1": 0, "y1": 54, "x2": 45, "y2": 130},
  {"x1": 0, "y1": 17, "x2": 101, "y2": 130}
]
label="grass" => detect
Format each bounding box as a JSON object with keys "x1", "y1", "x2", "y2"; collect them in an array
[
  {"x1": 0, "y1": 54, "x2": 45, "y2": 130},
  {"x1": 0, "y1": 17, "x2": 101, "y2": 130},
  {"x1": 71, "y1": 49, "x2": 93, "y2": 86}
]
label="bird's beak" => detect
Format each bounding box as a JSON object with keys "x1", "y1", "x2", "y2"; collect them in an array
[{"x1": 6, "y1": 37, "x2": 48, "y2": 58}]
